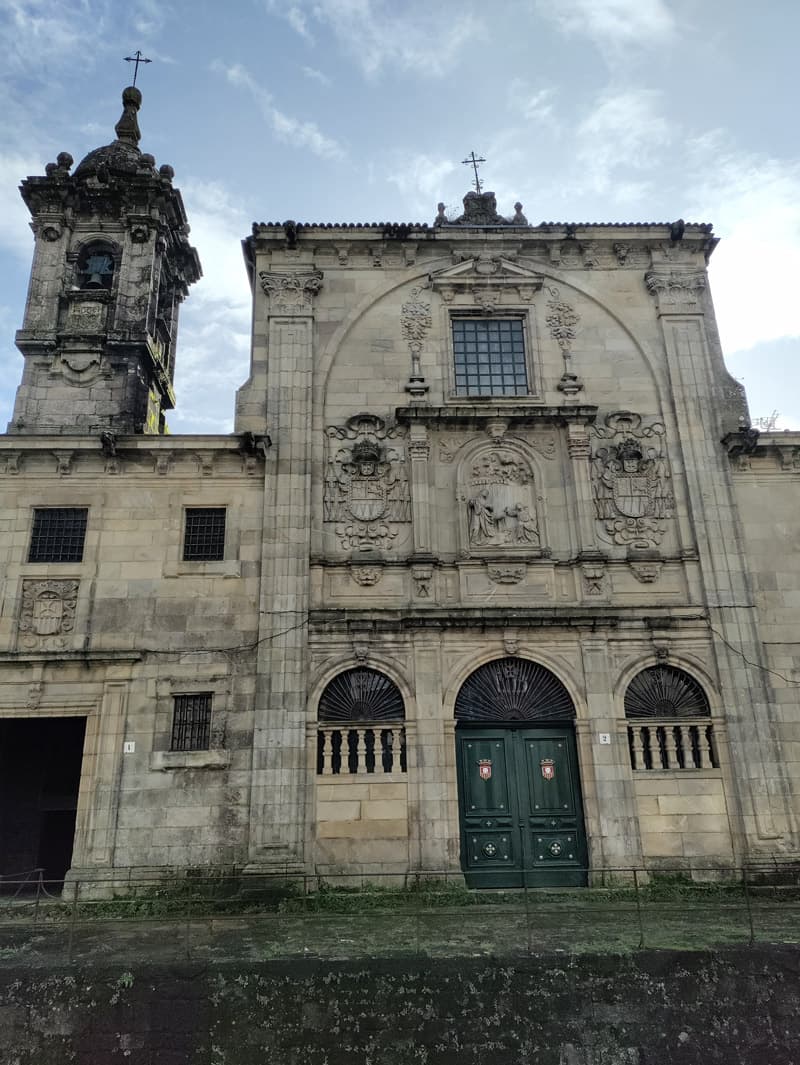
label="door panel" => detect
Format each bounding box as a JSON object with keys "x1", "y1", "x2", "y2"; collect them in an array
[
  {"x1": 457, "y1": 734, "x2": 518, "y2": 885},
  {"x1": 457, "y1": 726, "x2": 587, "y2": 888}
]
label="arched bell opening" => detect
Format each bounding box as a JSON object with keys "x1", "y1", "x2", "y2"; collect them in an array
[{"x1": 453, "y1": 657, "x2": 587, "y2": 888}]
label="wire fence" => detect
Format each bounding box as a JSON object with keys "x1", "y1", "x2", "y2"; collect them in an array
[{"x1": 1, "y1": 863, "x2": 799, "y2": 964}]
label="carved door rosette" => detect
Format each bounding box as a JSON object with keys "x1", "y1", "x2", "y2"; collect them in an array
[
  {"x1": 259, "y1": 267, "x2": 323, "y2": 314},
  {"x1": 324, "y1": 413, "x2": 411, "y2": 552},
  {"x1": 589, "y1": 412, "x2": 674, "y2": 550},
  {"x1": 457, "y1": 444, "x2": 543, "y2": 558},
  {"x1": 18, "y1": 579, "x2": 79, "y2": 650}
]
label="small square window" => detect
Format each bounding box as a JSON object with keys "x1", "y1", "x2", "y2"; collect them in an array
[
  {"x1": 453, "y1": 319, "x2": 528, "y2": 397},
  {"x1": 28, "y1": 508, "x2": 88, "y2": 563},
  {"x1": 183, "y1": 508, "x2": 225, "y2": 561},
  {"x1": 171, "y1": 693, "x2": 212, "y2": 751}
]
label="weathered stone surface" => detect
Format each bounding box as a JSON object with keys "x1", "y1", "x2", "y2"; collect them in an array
[{"x1": 1, "y1": 948, "x2": 800, "y2": 1063}]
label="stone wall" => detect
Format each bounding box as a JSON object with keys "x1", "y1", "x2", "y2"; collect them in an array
[{"x1": 2, "y1": 948, "x2": 800, "y2": 1063}]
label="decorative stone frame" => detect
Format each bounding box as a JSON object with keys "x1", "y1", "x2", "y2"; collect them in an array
[
  {"x1": 455, "y1": 437, "x2": 548, "y2": 559},
  {"x1": 162, "y1": 494, "x2": 244, "y2": 578},
  {"x1": 442, "y1": 308, "x2": 540, "y2": 403},
  {"x1": 150, "y1": 674, "x2": 232, "y2": 771},
  {"x1": 428, "y1": 256, "x2": 544, "y2": 404}
]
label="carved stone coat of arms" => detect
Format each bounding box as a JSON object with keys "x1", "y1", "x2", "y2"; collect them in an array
[
  {"x1": 324, "y1": 414, "x2": 411, "y2": 551},
  {"x1": 590, "y1": 412, "x2": 674, "y2": 547}
]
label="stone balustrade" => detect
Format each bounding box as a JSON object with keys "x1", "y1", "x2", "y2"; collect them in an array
[
  {"x1": 628, "y1": 720, "x2": 718, "y2": 771},
  {"x1": 317, "y1": 722, "x2": 407, "y2": 776}
]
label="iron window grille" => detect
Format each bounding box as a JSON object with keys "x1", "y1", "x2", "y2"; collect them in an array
[
  {"x1": 171, "y1": 693, "x2": 212, "y2": 751},
  {"x1": 455, "y1": 657, "x2": 574, "y2": 722},
  {"x1": 182, "y1": 507, "x2": 226, "y2": 561},
  {"x1": 28, "y1": 508, "x2": 88, "y2": 563},
  {"x1": 452, "y1": 318, "x2": 528, "y2": 397}
]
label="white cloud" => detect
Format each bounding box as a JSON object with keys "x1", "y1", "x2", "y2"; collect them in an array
[
  {"x1": 537, "y1": 0, "x2": 676, "y2": 49},
  {"x1": 684, "y1": 138, "x2": 800, "y2": 354},
  {"x1": 511, "y1": 84, "x2": 557, "y2": 126},
  {"x1": 302, "y1": 65, "x2": 332, "y2": 87},
  {"x1": 171, "y1": 178, "x2": 252, "y2": 433},
  {"x1": 267, "y1": 0, "x2": 483, "y2": 78},
  {"x1": 286, "y1": 4, "x2": 313, "y2": 40},
  {"x1": 387, "y1": 153, "x2": 458, "y2": 219},
  {"x1": 574, "y1": 89, "x2": 674, "y2": 199},
  {"x1": 0, "y1": 153, "x2": 41, "y2": 259},
  {"x1": 0, "y1": 0, "x2": 106, "y2": 72},
  {"x1": 212, "y1": 61, "x2": 345, "y2": 160}
]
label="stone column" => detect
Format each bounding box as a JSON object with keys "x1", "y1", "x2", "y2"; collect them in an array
[
  {"x1": 408, "y1": 425, "x2": 432, "y2": 555},
  {"x1": 566, "y1": 421, "x2": 598, "y2": 556},
  {"x1": 579, "y1": 637, "x2": 644, "y2": 875},
  {"x1": 75, "y1": 680, "x2": 128, "y2": 870},
  {"x1": 646, "y1": 269, "x2": 794, "y2": 852},
  {"x1": 408, "y1": 629, "x2": 457, "y2": 872},
  {"x1": 248, "y1": 268, "x2": 322, "y2": 869}
]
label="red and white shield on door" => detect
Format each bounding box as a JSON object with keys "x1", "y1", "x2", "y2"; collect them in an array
[
  {"x1": 540, "y1": 758, "x2": 555, "y2": 781},
  {"x1": 478, "y1": 759, "x2": 492, "y2": 781}
]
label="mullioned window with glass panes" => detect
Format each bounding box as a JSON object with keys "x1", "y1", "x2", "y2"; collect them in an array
[{"x1": 452, "y1": 318, "x2": 528, "y2": 396}]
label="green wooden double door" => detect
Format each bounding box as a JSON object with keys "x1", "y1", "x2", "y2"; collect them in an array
[{"x1": 456, "y1": 726, "x2": 588, "y2": 888}]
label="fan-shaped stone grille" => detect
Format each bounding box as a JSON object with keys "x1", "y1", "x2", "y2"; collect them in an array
[
  {"x1": 318, "y1": 668, "x2": 405, "y2": 722},
  {"x1": 454, "y1": 657, "x2": 574, "y2": 722},
  {"x1": 625, "y1": 666, "x2": 710, "y2": 719}
]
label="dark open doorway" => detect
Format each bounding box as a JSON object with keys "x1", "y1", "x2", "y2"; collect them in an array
[{"x1": 0, "y1": 716, "x2": 86, "y2": 891}]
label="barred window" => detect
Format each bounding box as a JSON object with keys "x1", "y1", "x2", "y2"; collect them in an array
[
  {"x1": 183, "y1": 507, "x2": 226, "y2": 561},
  {"x1": 28, "y1": 508, "x2": 88, "y2": 563},
  {"x1": 453, "y1": 318, "x2": 528, "y2": 397},
  {"x1": 171, "y1": 693, "x2": 212, "y2": 751}
]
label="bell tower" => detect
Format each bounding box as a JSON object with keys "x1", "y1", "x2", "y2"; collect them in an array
[{"x1": 9, "y1": 86, "x2": 201, "y2": 435}]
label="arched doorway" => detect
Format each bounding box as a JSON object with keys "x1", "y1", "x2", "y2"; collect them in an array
[{"x1": 455, "y1": 657, "x2": 587, "y2": 888}]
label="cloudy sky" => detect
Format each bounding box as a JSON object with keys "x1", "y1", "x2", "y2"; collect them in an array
[{"x1": 0, "y1": 0, "x2": 798, "y2": 433}]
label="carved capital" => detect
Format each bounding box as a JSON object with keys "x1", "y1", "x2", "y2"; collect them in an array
[
  {"x1": 645, "y1": 270, "x2": 706, "y2": 312},
  {"x1": 259, "y1": 268, "x2": 323, "y2": 313}
]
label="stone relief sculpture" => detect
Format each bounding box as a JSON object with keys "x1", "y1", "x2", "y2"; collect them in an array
[
  {"x1": 19, "y1": 579, "x2": 79, "y2": 650},
  {"x1": 324, "y1": 414, "x2": 410, "y2": 551},
  {"x1": 460, "y1": 449, "x2": 540, "y2": 552},
  {"x1": 590, "y1": 412, "x2": 674, "y2": 548}
]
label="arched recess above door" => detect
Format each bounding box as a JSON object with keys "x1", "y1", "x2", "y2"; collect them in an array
[{"x1": 454, "y1": 657, "x2": 574, "y2": 722}]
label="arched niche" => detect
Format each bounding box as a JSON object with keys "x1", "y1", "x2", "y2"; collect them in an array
[{"x1": 456, "y1": 442, "x2": 544, "y2": 557}]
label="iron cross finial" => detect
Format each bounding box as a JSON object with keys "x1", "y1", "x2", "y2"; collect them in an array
[
  {"x1": 462, "y1": 151, "x2": 486, "y2": 193},
  {"x1": 124, "y1": 50, "x2": 152, "y2": 86}
]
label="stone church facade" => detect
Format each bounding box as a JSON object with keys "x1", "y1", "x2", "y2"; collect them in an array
[{"x1": 1, "y1": 88, "x2": 798, "y2": 889}]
